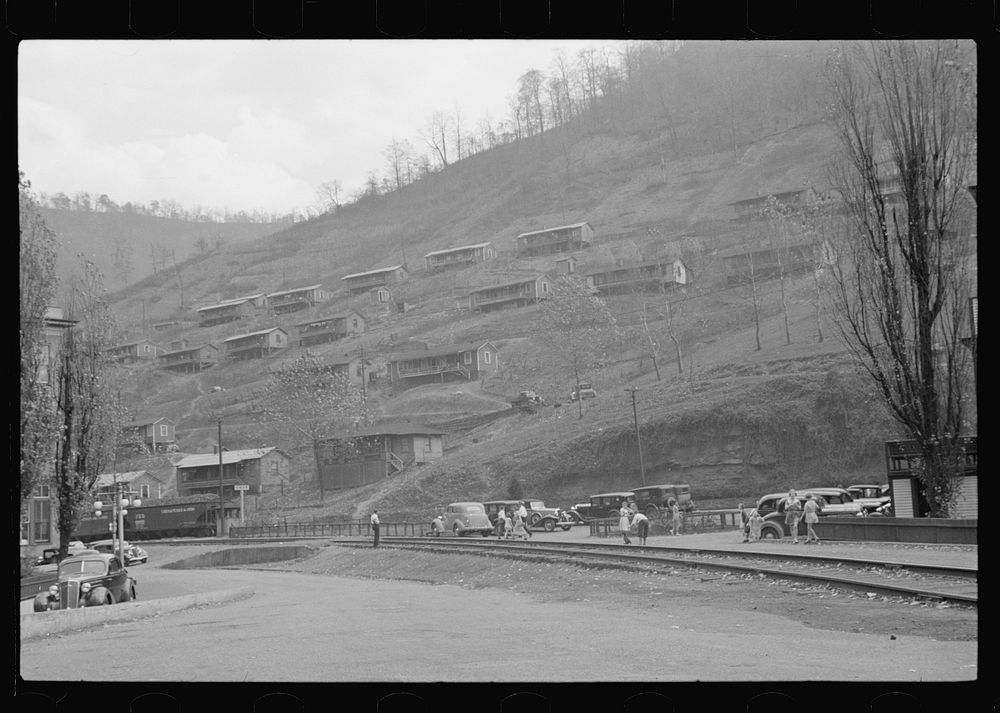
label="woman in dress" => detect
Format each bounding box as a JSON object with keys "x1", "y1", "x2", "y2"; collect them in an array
[
  {"x1": 803, "y1": 494, "x2": 821, "y2": 543},
  {"x1": 618, "y1": 503, "x2": 633, "y2": 545}
]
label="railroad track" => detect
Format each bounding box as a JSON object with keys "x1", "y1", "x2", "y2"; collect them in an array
[{"x1": 328, "y1": 536, "x2": 978, "y2": 606}]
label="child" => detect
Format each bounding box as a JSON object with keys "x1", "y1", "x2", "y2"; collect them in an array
[
  {"x1": 748, "y1": 508, "x2": 763, "y2": 542},
  {"x1": 504, "y1": 512, "x2": 514, "y2": 540},
  {"x1": 738, "y1": 503, "x2": 750, "y2": 542}
]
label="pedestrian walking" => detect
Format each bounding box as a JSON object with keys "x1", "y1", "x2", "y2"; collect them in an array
[
  {"x1": 495, "y1": 508, "x2": 508, "y2": 539},
  {"x1": 517, "y1": 502, "x2": 532, "y2": 538},
  {"x1": 748, "y1": 508, "x2": 763, "y2": 542},
  {"x1": 512, "y1": 510, "x2": 529, "y2": 540},
  {"x1": 431, "y1": 514, "x2": 444, "y2": 537},
  {"x1": 618, "y1": 503, "x2": 633, "y2": 545},
  {"x1": 783, "y1": 489, "x2": 802, "y2": 544},
  {"x1": 503, "y1": 512, "x2": 513, "y2": 540},
  {"x1": 631, "y1": 511, "x2": 650, "y2": 545},
  {"x1": 670, "y1": 500, "x2": 682, "y2": 536},
  {"x1": 803, "y1": 494, "x2": 821, "y2": 544},
  {"x1": 370, "y1": 510, "x2": 380, "y2": 548},
  {"x1": 738, "y1": 503, "x2": 750, "y2": 542}
]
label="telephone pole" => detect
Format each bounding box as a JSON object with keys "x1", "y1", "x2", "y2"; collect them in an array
[{"x1": 624, "y1": 387, "x2": 646, "y2": 486}]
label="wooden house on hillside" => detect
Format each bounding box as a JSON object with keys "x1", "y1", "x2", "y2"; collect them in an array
[
  {"x1": 316, "y1": 423, "x2": 445, "y2": 491},
  {"x1": 341, "y1": 265, "x2": 409, "y2": 295},
  {"x1": 585, "y1": 259, "x2": 689, "y2": 296},
  {"x1": 387, "y1": 340, "x2": 500, "y2": 386},
  {"x1": 105, "y1": 339, "x2": 160, "y2": 364},
  {"x1": 885, "y1": 437, "x2": 977, "y2": 519},
  {"x1": 554, "y1": 256, "x2": 578, "y2": 275},
  {"x1": 468, "y1": 274, "x2": 553, "y2": 312},
  {"x1": 94, "y1": 470, "x2": 166, "y2": 501},
  {"x1": 173, "y1": 447, "x2": 290, "y2": 498},
  {"x1": 424, "y1": 242, "x2": 497, "y2": 271},
  {"x1": 266, "y1": 285, "x2": 331, "y2": 316},
  {"x1": 223, "y1": 327, "x2": 288, "y2": 361},
  {"x1": 729, "y1": 188, "x2": 818, "y2": 221},
  {"x1": 158, "y1": 343, "x2": 218, "y2": 373},
  {"x1": 296, "y1": 311, "x2": 365, "y2": 347},
  {"x1": 719, "y1": 240, "x2": 832, "y2": 284},
  {"x1": 122, "y1": 417, "x2": 177, "y2": 453},
  {"x1": 195, "y1": 294, "x2": 265, "y2": 327},
  {"x1": 516, "y1": 221, "x2": 594, "y2": 257}
]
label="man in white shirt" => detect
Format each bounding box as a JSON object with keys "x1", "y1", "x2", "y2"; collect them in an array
[
  {"x1": 496, "y1": 508, "x2": 508, "y2": 539},
  {"x1": 631, "y1": 511, "x2": 650, "y2": 545},
  {"x1": 517, "y1": 503, "x2": 532, "y2": 538},
  {"x1": 370, "y1": 510, "x2": 380, "y2": 548}
]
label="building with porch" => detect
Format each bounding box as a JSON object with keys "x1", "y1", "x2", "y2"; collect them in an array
[
  {"x1": 387, "y1": 340, "x2": 500, "y2": 387},
  {"x1": 585, "y1": 259, "x2": 689, "y2": 295},
  {"x1": 296, "y1": 311, "x2": 365, "y2": 347},
  {"x1": 424, "y1": 242, "x2": 497, "y2": 271},
  {"x1": 316, "y1": 423, "x2": 445, "y2": 491},
  {"x1": 719, "y1": 240, "x2": 831, "y2": 284},
  {"x1": 104, "y1": 339, "x2": 160, "y2": 363},
  {"x1": 468, "y1": 274, "x2": 553, "y2": 312},
  {"x1": 158, "y1": 343, "x2": 218, "y2": 373},
  {"x1": 93, "y1": 470, "x2": 167, "y2": 502},
  {"x1": 728, "y1": 187, "x2": 818, "y2": 221},
  {"x1": 173, "y1": 447, "x2": 291, "y2": 499},
  {"x1": 516, "y1": 221, "x2": 593, "y2": 257},
  {"x1": 341, "y1": 265, "x2": 409, "y2": 295},
  {"x1": 122, "y1": 417, "x2": 178, "y2": 453},
  {"x1": 194, "y1": 295, "x2": 263, "y2": 327},
  {"x1": 223, "y1": 327, "x2": 288, "y2": 361},
  {"x1": 266, "y1": 285, "x2": 331, "y2": 316}
]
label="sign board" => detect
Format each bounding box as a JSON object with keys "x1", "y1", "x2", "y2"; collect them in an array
[{"x1": 234, "y1": 484, "x2": 250, "y2": 491}]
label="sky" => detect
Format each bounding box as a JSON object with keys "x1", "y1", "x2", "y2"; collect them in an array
[{"x1": 18, "y1": 40, "x2": 619, "y2": 216}]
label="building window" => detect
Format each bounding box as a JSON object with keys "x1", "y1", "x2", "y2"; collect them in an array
[
  {"x1": 423, "y1": 436, "x2": 433, "y2": 451},
  {"x1": 37, "y1": 343, "x2": 51, "y2": 384},
  {"x1": 352, "y1": 318, "x2": 359, "y2": 328},
  {"x1": 143, "y1": 344, "x2": 150, "y2": 353},
  {"x1": 33, "y1": 484, "x2": 50, "y2": 498},
  {"x1": 484, "y1": 351, "x2": 491, "y2": 364},
  {"x1": 32, "y1": 498, "x2": 51, "y2": 543},
  {"x1": 542, "y1": 282, "x2": 549, "y2": 293},
  {"x1": 463, "y1": 351, "x2": 472, "y2": 364},
  {"x1": 160, "y1": 424, "x2": 169, "y2": 437},
  {"x1": 139, "y1": 484, "x2": 150, "y2": 499}
]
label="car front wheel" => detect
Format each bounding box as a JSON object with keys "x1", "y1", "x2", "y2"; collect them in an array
[
  {"x1": 759, "y1": 526, "x2": 782, "y2": 540},
  {"x1": 542, "y1": 519, "x2": 556, "y2": 532},
  {"x1": 560, "y1": 524, "x2": 572, "y2": 531}
]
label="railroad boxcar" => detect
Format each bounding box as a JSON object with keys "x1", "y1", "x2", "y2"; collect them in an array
[{"x1": 74, "y1": 498, "x2": 218, "y2": 542}]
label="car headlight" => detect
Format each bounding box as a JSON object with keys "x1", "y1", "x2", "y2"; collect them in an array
[{"x1": 81, "y1": 582, "x2": 92, "y2": 593}]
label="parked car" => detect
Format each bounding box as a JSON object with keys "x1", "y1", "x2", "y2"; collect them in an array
[
  {"x1": 846, "y1": 484, "x2": 892, "y2": 513},
  {"x1": 33, "y1": 541, "x2": 89, "y2": 567},
  {"x1": 629, "y1": 484, "x2": 696, "y2": 517},
  {"x1": 564, "y1": 503, "x2": 594, "y2": 523},
  {"x1": 587, "y1": 491, "x2": 636, "y2": 520},
  {"x1": 510, "y1": 390, "x2": 544, "y2": 411},
  {"x1": 33, "y1": 552, "x2": 137, "y2": 612},
  {"x1": 483, "y1": 500, "x2": 524, "y2": 527},
  {"x1": 521, "y1": 499, "x2": 573, "y2": 531},
  {"x1": 90, "y1": 539, "x2": 149, "y2": 565},
  {"x1": 442, "y1": 502, "x2": 493, "y2": 537},
  {"x1": 569, "y1": 382, "x2": 597, "y2": 401},
  {"x1": 754, "y1": 489, "x2": 863, "y2": 540}
]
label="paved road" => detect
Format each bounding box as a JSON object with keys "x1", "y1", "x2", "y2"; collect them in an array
[{"x1": 19, "y1": 551, "x2": 976, "y2": 682}]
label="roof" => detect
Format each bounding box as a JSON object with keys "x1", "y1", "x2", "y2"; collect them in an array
[
  {"x1": 715, "y1": 240, "x2": 818, "y2": 260},
  {"x1": 517, "y1": 221, "x2": 591, "y2": 239},
  {"x1": 106, "y1": 339, "x2": 153, "y2": 349},
  {"x1": 159, "y1": 343, "x2": 215, "y2": 357},
  {"x1": 424, "y1": 242, "x2": 494, "y2": 258},
  {"x1": 196, "y1": 299, "x2": 252, "y2": 313},
  {"x1": 125, "y1": 417, "x2": 175, "y2": 427},
  {"x1": 341, "y1": 265, "x2": 405, "y2": 280},
  {"x1": 469, "y1": 274, "x2": 548, "y2": 293},
  {"x1": 222, "y1": 327, "x2": 287, "y2": 342},
  {"x1": 93, "y1": 470, "x2": 159, "y2": 488},
  {"x1": 294, "y1": 311, "x2": 359, "y2": 328},
  {"x1": 388, "y1": 340, "x2": 497, "y2": 362},
  {"x1": 173, "y1": 447, "x2": 288, "y2": 469},
  {"x1": 267, "y1": 284, "x2": 323, "y2": 299},
  {"x1": 590, "y1": 491, "x2": 636, "y2": 498},
  {"x1": 728, "y1": 188, "x2": 810, "y2": 207}
]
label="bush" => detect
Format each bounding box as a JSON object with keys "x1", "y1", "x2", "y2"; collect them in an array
[{"x1": 507, "y1": 477, "x2": 523, "y2": 500}]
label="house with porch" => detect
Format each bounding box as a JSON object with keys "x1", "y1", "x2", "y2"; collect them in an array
[
  {"x1": 728, "y1": 187, "x2": 817, "y2": 221},
  {"x1": 21, "y1": 307, "x2": 77, "y2": 546},
  {"x1": 122, "y1": 417, "x2": 178, "y2": 453},
  {"x1": 316, "y1": 423, "x2": 444, "y2": 491},
  {"x1": 223, "y1": 327, "x2": 288, "y2": 360},
  {"x1": 424, "y1": 242, "x2": 497, "y2": 271},
  {"x1": 158, "y1": 343, "x2": 218, "y2": 373},
  {"x1": 585, "y1": 259, "x2": 689, "y2": 295},
  {"x1": 516, "y1": 221, "x2": 594, "y2": 257},
  {"x1": 719, "y1": 240, "x2": 831, "y2": 284},
  {"x1": 387, "y1": 340, "x2": 500, "y2": 387},
  {"x1": 93, "y1": 470, "x2": 167, "y2": 502},
  {"x1": 468, "y1": 274, "x2": 553, "y2": 312},
  {"x1": 296, "y1": 311, "x2": 365, "y2": 347},
  {"x1": 341, "y1": 265, "x2": 409, "y2": 295},
  {"x1": 195, "y1": 295, "x2": 263, "y2": 327},
  {"x1": 173, "y1": 447, "x2": 291, "y2": 499},
  {"x1": 266, "y1": 284, "x2": 332, "y2": 316},
  {"x1": 105, "y1": 339, "x2": 160, "y2": 363}
]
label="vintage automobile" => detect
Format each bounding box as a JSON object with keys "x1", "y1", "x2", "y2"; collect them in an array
[
  {"x1": 33, "y1": 552, "x2": 137, "y2": 612},
  {"x1": 569, "y1": 382, "x2": 597, "y2": 401},
  {"x1": 846, "y1": 484, "x2": 892, "y2": 513},
  {"x1": 521, "y1": 499, "x2": 573, "y2": 531},
  {"x1": 755, "y1": 489, "x2": 862, "y2": 519},
  {"x1": 564, "y1": 503, "x2": 593, "y2": 523},
  {"x1": 90, "y1": 539, "x2": 149, "y2": 565},
  {"x1": 33, "y1": 541, "x2": 88, "y2": 567},
  {"x1": 629, "y1": 484, "x2": 696, "y2": 516},
  {"x1": 510, "y1": 390, "x2": 544, "y2": 411},
  {"x1": 442, "y1": 502, "x2": 493, "y2": 537},
  {"x1": 587, "y1": 491, "x2": 636, "y2": 520},
  {"x1": 483, "y1": 500, "x2": 524, "y2": 529}
]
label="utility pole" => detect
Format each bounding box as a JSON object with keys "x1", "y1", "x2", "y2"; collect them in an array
[
  {"x1": 217, "y1": 417, "x2": 225, "y2": 538},
  {"x1": 624, "y1": 387, "x2": 646, "y2": 486}
]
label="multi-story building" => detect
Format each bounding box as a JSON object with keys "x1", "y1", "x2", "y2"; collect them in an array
[
  {"x1": 585, "y1": 259, "x2": 689, "y2": 295},
  {"x1": 266, "y1": 285, "x2": 331, "y2": 316},
  {"x1": 295, "y1": 311, "x2": 365, "y2": 347},
  {"x1": 222, "y1": 328, "x2": 288, "y2": 361},
  {"x1": 341, "y1": 265, "x2": 409, "y2": 295},
  {"x1": 158, "y1": 343, "x2": 218, "y2": 373},
  {"x1": 515, "y1": 222, "x2": 593, "y2": 257},
  {"x1": 173, "y1": 447, "x2": 291, "y2": 499},
  {"x1": 468, "y1": 274, "x2": 553, "y2": 312},
  {"x1": 104, "y1": 339, "x2": 160, "y2": 363},
  {"x1": 386, "y1": 340, "x2": 500, "y2": 386}
]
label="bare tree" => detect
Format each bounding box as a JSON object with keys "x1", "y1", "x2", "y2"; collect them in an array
[
  {"x1": 315, "y1": 180, "x2": 343, "y2": 214},
  {"x1": 111, "y1": 235, "x2": 133, "y2": 288},
  {"x1": 422, "y1": 111, "x2": 450, "y2": 169},
  {"x1": 826, "y1": 40, "x2": 976, "y2": 516}
]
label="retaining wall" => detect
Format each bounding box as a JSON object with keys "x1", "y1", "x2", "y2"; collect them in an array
[{"x1": 161, "y1": 545, "x2": 316, "y2": 569}]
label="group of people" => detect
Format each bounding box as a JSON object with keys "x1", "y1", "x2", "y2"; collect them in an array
[
  {"x1": 493, "y1": 503, "x2": 532, "y2": 540},
  {"x1": 738, "y1": 489, "x2": 822, "y2": 544},
  {"x1": 617, "y1": 499, "x2": 681, "y2": 545}
]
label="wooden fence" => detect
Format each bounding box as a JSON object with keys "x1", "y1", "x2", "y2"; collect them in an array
[
  {"x1": 589, "y1": 509, "x2": 742, "y2": 537},
  {"x1": 230, "y1": 522, "x2": 425, "y2": 538}
]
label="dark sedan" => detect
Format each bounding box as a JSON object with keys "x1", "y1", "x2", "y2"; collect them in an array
[{"x1": 33, "y1": 552, "x2": 137, "y2": 612}]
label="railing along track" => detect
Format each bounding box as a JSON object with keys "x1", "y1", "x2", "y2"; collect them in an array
[{"x1": 327, "y1": 536, "x2": 977, "y2": 606}]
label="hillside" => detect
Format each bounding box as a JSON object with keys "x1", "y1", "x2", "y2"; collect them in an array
[
  {"x1": 42, "y1": 207, "x2": 289, "y2": 294},
  {"x1": 101, "y1": 96, "x2": 934, "y2": 520}
]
